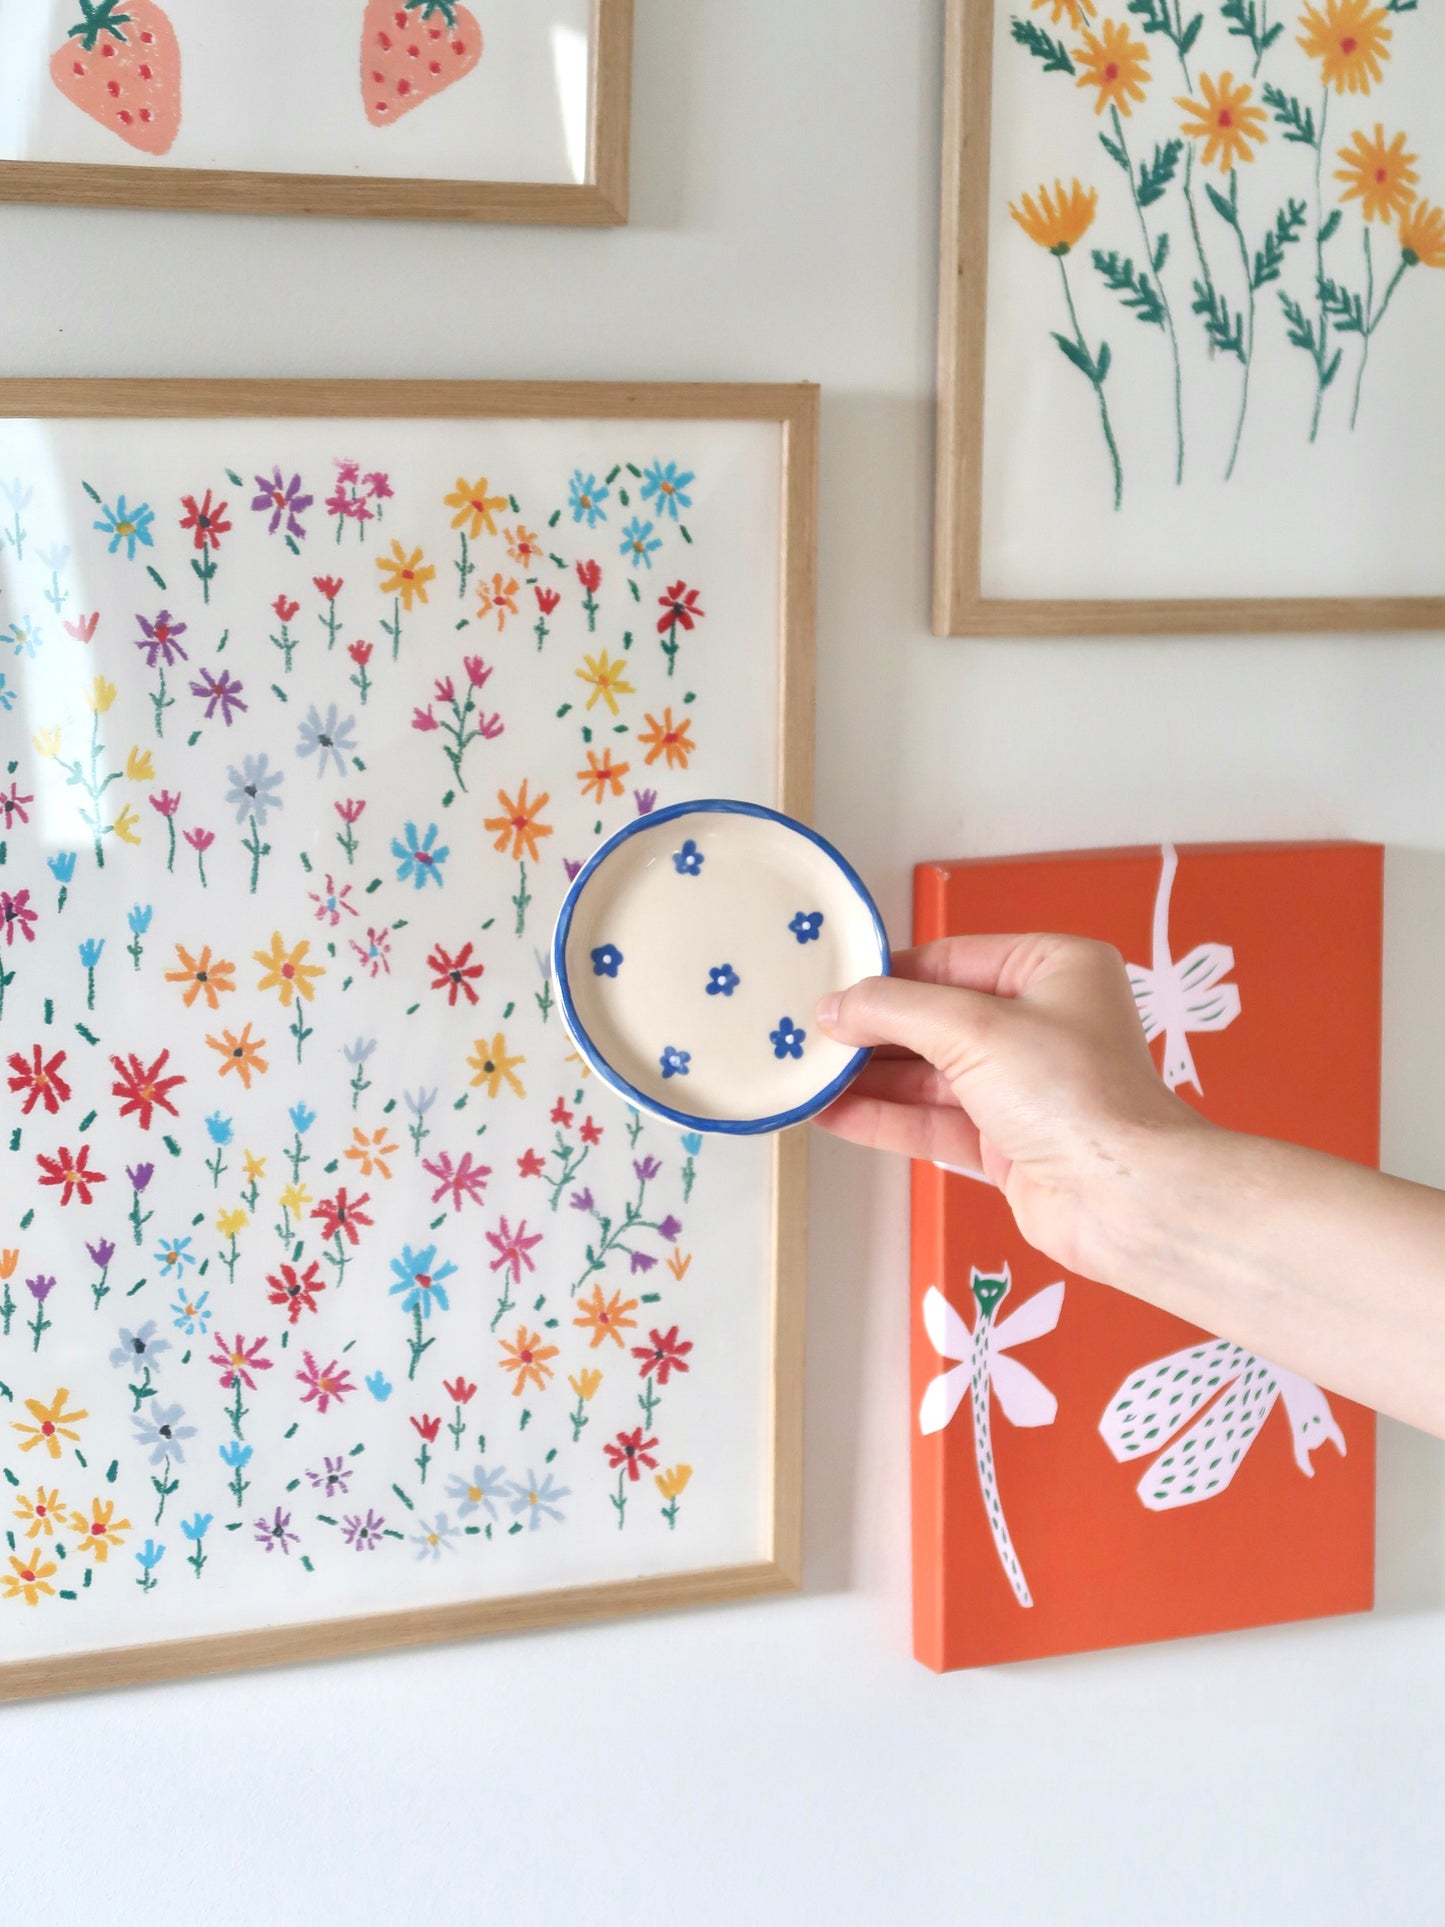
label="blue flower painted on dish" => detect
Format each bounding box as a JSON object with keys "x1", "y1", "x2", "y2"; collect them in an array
[
  {"x1": 591, "y1": 943, "x2": 623, "y2": 978},
  {"x1": 672, "y1": 838, "x2": 704, "y2": 876},
  {"x1": 789, "y1": 910, "x2": 824, "y2": 944},
  {"x1": 660, "y1": 1046, "x2": 691, "y2": 1079},
  {"x1": 706, "y1": 963, "x2": 740, "y2": 998},
  {"x1": 770, "y1": 1017, "x2": 806, "y2": 1060}
]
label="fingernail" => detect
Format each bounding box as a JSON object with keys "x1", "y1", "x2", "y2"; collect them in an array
[{"x1": 816, "y1": 993, "x2": 841, "y2": 1030}]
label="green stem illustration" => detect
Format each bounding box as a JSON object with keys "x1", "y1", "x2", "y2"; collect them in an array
[
  {"x1": 1056, "y1": 254, "x2": 1124, "y2": 510},
  {"x1": 1114, "y1": 105, "x2": 1184, "y2": 483},
  {"x1": 1310, "y1": 88, "x2": 1331, "y2": 443}
]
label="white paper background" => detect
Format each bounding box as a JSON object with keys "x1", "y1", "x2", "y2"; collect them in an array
[
  {"x1": 0, "y1": 410, "x2": 782, "y2": 1662},
  {"x1": 981, "y1": 0, "x2": 1445, "y2": 598},
  {"x1": 0, "y1": 0, "x2": 593, "y2": 183}
]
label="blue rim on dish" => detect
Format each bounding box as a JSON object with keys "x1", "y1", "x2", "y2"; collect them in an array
[{"x1": 551, "y1": 798, "x2": 891, "y2": 1136}]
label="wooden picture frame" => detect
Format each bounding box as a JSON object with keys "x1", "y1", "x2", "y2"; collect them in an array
[
  {"x1": 933, "y1": 0, "x2": 1445, "y2": 636},
  {"x1": 0, "y1": 0, "x2": 633, "y2": 225},
  {"x1": 0, "y1": 377, "x2": 816, "y2": 1700}
]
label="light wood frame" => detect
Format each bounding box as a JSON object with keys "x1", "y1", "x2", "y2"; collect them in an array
[
  {"x1": 0, "y1": 0, "x2": 632, "y2": 225},
  {"x1": 0, "y1": 376, "x2": 817, "y2": 1701},
  {"x1": 933, "y1": 0, "x2": 1445, "y2": 637}
]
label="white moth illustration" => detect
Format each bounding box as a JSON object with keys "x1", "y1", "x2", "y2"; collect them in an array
[
  {"x1": 919, "y1": 1265, "x2": 1064, "y2": 1607},
  {"x1": 1099, "y1": 1339, "x2": 1346, "y2": 1510},
  {"x1": 1126, "y1": 842, "x2": 1241, "y2": 1093}
]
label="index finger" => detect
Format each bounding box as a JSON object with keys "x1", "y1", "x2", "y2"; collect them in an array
[{"x1": 890, "y1": 933, "x2": 1068, "y2": 998}]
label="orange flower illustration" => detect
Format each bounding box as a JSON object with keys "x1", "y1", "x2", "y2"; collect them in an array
[
  {"x1": 12, "y1": 1389, "x2": 87, "y2": 1460},
  {"x1": 345, "y1": 1126, "x2": 398, "y2": 1180},
  {"x1": 207, "y1": 1022, "x2": 269, "y2": 1089},
  {"x1": 505, "y1": 524, "x2": 543, "y2": 569},
  {"x1": 577, "y1": 747, "x2": 631, "y2": 801},
  {"x1": 70, "y1": 1496, "x2": 130, "y2": 1563},
  {"x1": 253, "y1": 931, "x2": 325, "y2": 1006},
  {"x1": 2, "y1": 1554, "x2": 57, "y2": 1606},
  {"x1": 498, "y1": 1325, "x2": 558, "y2": 1397},
  {"x1": 1176, "y1": 73, "x2": 1268, "y2": 172},
  {"x1": 476, "y1": 572, "x2": 520, "y2": 631},
  {"x1": 376, "y1": 540, "x2": 436, "y2": 611},
  {"x1": 445, "y1": 475, "x2": 508, "y2": 540},
  {"x1": 1073, "y1": 19, "x2": 1149, "y2": 117},
  {"x1": 1009, "y1": 179, "x2": 1098, "y2": 254},
  {"x1": 638, "y1": 708, "x2": 696, "y2": 770},
  {"x1": 485, "y1": 780, "x2": 554, "y2": 862},
  {"x1": 1335, "y1": 125, "x2": 1418, "y2": 224},
  {"x1": 1399, "y1": 199, "x2": 1445, "y2": 269},
  {"x1": 1298, "y1": 0, "x2": 1391, "y2": 94},
  {"x1": 165, "y1": 943, "x2": 236, "y2": 1011},
  {"x1": 1031, "y1": 0, "x2": 1091, "y2": 24},
  {"x1": 574, "y1": 1284, "x2": 640, "y2": 1350}
]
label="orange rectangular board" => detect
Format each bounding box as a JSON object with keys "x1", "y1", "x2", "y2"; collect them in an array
[{"x1": 911, "y1": 842, "x2": 1381, "y2": 1670}]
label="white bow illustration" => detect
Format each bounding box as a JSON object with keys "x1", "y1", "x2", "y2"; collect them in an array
[
  {"x1": 1098, "y1": 1338, "x2": 1346, "y2": 1511},
  {"x1": 920, "y1": 1265, "x2": 1064, "y2": 1608},
  {"x1": 1126, "y1": 843, "x2": 1241, "y2": 1093}
]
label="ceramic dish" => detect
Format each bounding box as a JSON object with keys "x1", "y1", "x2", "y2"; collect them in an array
[{"x1": 552, "y1": 799, "x2": 890, "y2": 1135}]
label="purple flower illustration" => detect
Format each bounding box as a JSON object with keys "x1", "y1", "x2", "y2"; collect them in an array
[
  {"x1": 190, "y1": 667, "x2": 248, "y2": 726},
  {"x1": 570, "y1": 1189, "x2": 595, "y2": 1213},
  {"x1": 134, "y1": 610, "x2": 189, "y2": 668},
  {"x1": 342, "y1": 1508, "x2": 385, "y2": 1550},
  {"x1": 630, "y1": 1251, "x2": 658, "y2": 1275},
  {"x1": 656, "y1": 1215, "x2": 683, "y2": 1242},
  {"x1": 254, "y1": 1506, "x2": 299, "y2": 1554},
  {"x1": 634, "y1": 1157, "x2": 662, "y2": 1182},
  {"x1": 252, "y1": 468, "x2": 314, "y2": 540},
  {"x1": 306, "y1": 1455, "x2": 353, "y2": 1498},
  {"x1": 126, "y1": 1162, "x2": 155, "y2": 1193},
  {"x1": 86, "y1": 1238, "x2": 117, "y2": 1270},
  {"x1": 26, "y1": 1274, "x2": 55, "y2": 1303}
]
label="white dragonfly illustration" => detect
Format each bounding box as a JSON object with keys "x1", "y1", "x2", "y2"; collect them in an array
[
  {"x1": 1099, "y1": 1339, "x2": 1346, "y2": 1511},
  {"x1": 1126, "y1": 842, "x2": 1241, "y2": 1093},
  {"x1": 920, "y1": 1264, "x2": 1065, "y2": 1608}
]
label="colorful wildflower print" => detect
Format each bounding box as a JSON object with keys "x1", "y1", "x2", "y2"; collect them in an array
[
  {"x1": 0, "y1": 414, "x2": 781, "y2": 1666},
  {"x1": 1002, "y1": 0, "x2": 1444, "y2": 501}
]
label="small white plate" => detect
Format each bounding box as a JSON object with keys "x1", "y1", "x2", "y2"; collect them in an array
[{"x1": 553, "y1": 800, "x2": 890, "y2": 1135}]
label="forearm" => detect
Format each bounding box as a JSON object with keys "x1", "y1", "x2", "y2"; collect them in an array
[{"x1": 1081, "y1": 1119, "x2": 1445, "y2": 1434}]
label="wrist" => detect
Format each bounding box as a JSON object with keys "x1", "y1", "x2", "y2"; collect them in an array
[{"x1": 1067, "y1": 1102, "x2": 1228, "y2": 1293}]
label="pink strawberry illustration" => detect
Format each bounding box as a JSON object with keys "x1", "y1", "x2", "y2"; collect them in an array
[
  {"x1": 50, "y1": 0, "x2": 181, "y2": 156},
  {"x1": 362, "y1": 0, "x2": 483, "y2": 126}
]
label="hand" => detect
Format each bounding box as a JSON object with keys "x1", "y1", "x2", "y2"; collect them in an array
[{"x1": 814, "y1": 933, "x2": 1207, "y2": 1276}]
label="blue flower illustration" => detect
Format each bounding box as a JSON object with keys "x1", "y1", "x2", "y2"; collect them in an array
[
  {"x1": 619, "y1": 516, "x2": 662, "y2": 570},
  {"x1": 218, "y1": 1440, "x2": 253, "y2": 1470},
  {"x1": 591, "y1": 943, "x2": 623, "y2": 978},
  {"x1": 3, "y1": 617, "x2": 41, "y2": 659},
  {"x1": 392, "y1": 820, "x2": 450, "y2": 889},
  {"x1": 365, "y1": 1370, "x2": 394, "y2": 1402},
  {"x1": 789, "y1": 910, "x2": 824, "y2": 944},
  {"x1": 156, "y1": 1235, "x2": 196, "y2": 1277},
  {"x1": 641, "y1": 460, "x2": 695, "y2": 521},
  {"x1": 170, "y1": 1287, "x2": 210, "y2": 1336},
  {"x1": 132, "y1": 1401, "x2": 196, "y2": 1465},
  {"x1": 447, "y1": 1464, "x2": 511, "y2": 1521},
  {"x1": 770, "y1": 1016, "x2": 806, "y2": 1060},
  {"x1": 0, "y1": 477, "x2": 33, "y2": 511},
  {"x1": 94, "y1": 495, "x2": 155, "y2": 560},
  {"x1": 296, "y1": 703, "x2": 358, "y2": 780},
  {"x1": 225, "y1": 753, "x2": 285, "y2": 826},
  {"x1": 672, "y1": 838, "x2": 704, "y2": 876},
  {"x1": 288, "y1": 1100, "x2": 317, "y2": 1135},
  {"x1": 706, "y1": 963, "x2": 740, "y2": 997},
  {"x1": 180, "y1": 1513, "x2": 213, "y2": 1543},
  {"x1": 135, "y1": 1538, "x2": 165, "y2": 1572},
  {"x1": 78, "y1": 936, "x2": 104, "y2": 969},
  {"x1": 569, "y1": 470, "x2": 611, "y2": 527},
  {"x1": 0, "y1": 673, "x2": 14, "y2": 712},
  {"x1": 342, "y1": 1036, "x2": 376, "y2": 1067},
  {"x1": 46, "y1": 851, "x2": 76, "y2": 884},
  {"x1": 660, "y1": 1045, "x2": 691, "y2": 1079},
  {"x1": 37, "y1": 542, "x2": 70, "y2": 573},
  {"x1": 127, "y1": 904, "x2": 153, "y2": 936},
  {"x1": 680, "y1": 1132, "x2": 704, "y2": 1156},
  {"x1": 508, "y1": 1469, "x2": 570, "y2": 1528},
  {"x1": 388, "y1": 1243, "x2": 458, "y2": 1318}
]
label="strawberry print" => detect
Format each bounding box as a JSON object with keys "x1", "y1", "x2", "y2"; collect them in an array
[
  {"x1": 361, "y1": 0, "x2": 483, "y2": 127},
  {"x1": 49, "y1": 0, "x2": 182, "y2": 157}
]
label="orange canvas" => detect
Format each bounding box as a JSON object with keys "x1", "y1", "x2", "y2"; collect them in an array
[{"x1": 911, "y1": 841, "x2": 1382, "y2": 1670}]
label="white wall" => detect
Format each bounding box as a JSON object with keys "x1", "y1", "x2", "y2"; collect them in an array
[{"x1": 3, "y1": 4, "x2": 1444, "y2": 1921}]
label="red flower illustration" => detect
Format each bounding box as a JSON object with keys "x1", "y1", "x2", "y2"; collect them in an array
[
  {"x1": 180, "y1": 489, "x2": 232, "y2": 551},
  {"x1": 632, "y1": 1324, "x2": 694, "y2": 1386},
  {"x1": 149, "y1": 789, "x2": 182, "y2": 817},
  {"x1": 7, "y1": 1045, "x2": 71, "y2": 1117},
  {"x1": 64, "y1": 612, "x2": 100, "y2": 643},
  {"x1": 579, "y1": 1115, "x2": 603, "y2": 1146},
  {"x1": 464, "y1": 655, "x2": 492, "y2": 688},
  {"x1": 576, "y1": 559, "x2": 602, "y2": 594},
  {"x1": 210, "y1": 1332, "x2": 272, "y2": 1391},
  {"x1": 335, "y1": 798, "x2": 366, "y2": 825},
  {"x1": 272, "y1": 594, "x2": 300, "y2": 623},
  {"x1": 443, "y1": 1377, "x2": 477, "y2": 1405},
  {"x1": 311, "y1": 1188, "x2": 373, "y2": 1246},
  {"x1": 0, "y1": 781, "x2": 34, "y2": 829},
  {"x1": 604, "y1": 1428, "x2": 660, "y2": 1482},
  {"x1": 535, "y1": 586, "x2": 561, "y2": 615},
  {"x1": 109, "y1": 1049, "x2": 186, "y2": 1132},
  {"x1": 550, "y1": 1098, "x2": 574, "y2": 1128},
  {"x1": 428, "y1": 941, "x2": 485, "y2": 1007},
  {"x1": 422, "y1": 1150, "x2": 492, "y2": 1214},
  {"x1": 658, "y1": 582, "x2": 705, "y2": 633},
  {"x1": 517, "y1": 1147, "x2": 545, "y2": 1178},
  {"x1": 313, "y1": 574, "x2": 344, "y2": 600},
  {"x1": 411, "y1": 707, "x2": 440, "y2": 732},
  {"x1": 410, "y1": 1413, "x2": 442, "y2": 1443},
  {"x1": 36, "y1": 1144, "x2": 106, "y2": 1206},
  {"x1": 348, "y1": 639, "x2": 373, "y2": 666},
  {"x1": 266, "y1": 1260, "x2": 325, "y2": 1324}
]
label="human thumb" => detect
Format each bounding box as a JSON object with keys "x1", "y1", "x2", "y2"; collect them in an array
[{"x1": 816, "y1": 974, "x2": 996, "y2": 1072}]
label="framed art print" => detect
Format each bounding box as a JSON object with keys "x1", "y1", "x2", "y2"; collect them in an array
[
  {"x1": 933, "y1": 0, "x2": 1445, "y2": 633},
  {"x1": 911, "y1": 841, "x2": 1381, "y2": 1668},
  {"x1": 0, "y1": 377, "x2": 816, "y2": 1700},
  {"x1": 0, "y1": 0, "x2": 632, "y2": 224}
]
